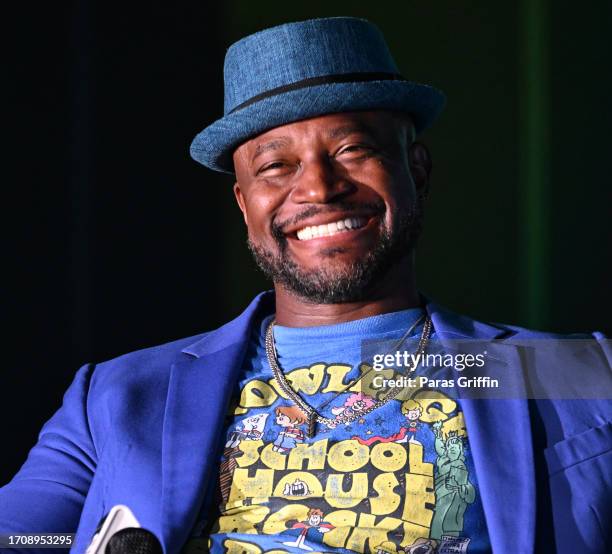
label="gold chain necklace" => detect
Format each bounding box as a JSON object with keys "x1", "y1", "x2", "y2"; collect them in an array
[{"x1": 265, "y1": 315, "x2": 432, "y2": 438}]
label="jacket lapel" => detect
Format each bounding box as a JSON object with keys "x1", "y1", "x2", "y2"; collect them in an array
[
  {"x1": 427, "y1": 302, "x2": 536, "y2": 554},
  {"x1": 160, "y1": 292, "x2": 274, "y2": 553}
]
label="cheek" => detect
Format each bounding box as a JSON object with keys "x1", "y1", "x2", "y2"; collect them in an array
[
  {"x1": 357, "y1": 163, "x2": 416, "y2": 211},
  {"x1": 243, "y1": 186, "x2": 286, "y2": 237}
]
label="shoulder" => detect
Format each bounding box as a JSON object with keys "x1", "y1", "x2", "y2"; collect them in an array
[
  {"x1": 427, "y1": 298, "x2": 607, "y2": 342},
  {"x1": 489, "y1": 320, "x2": 605, "y2": 341},
  {"x1": 87, "y1": 331, "x2": 212, "y2": 395}
]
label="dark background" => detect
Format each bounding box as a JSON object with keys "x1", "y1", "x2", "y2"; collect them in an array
[{"x1": 3, "y1": 1, "x2": 610, "y2": 484}]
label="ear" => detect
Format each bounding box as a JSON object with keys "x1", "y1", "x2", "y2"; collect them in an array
[
  {"x1": 408, "y1": 142, "x2": 432, "y2": 197},
  {"x1": 233, "y1": 182, "x2": 249, "y2": 226}
]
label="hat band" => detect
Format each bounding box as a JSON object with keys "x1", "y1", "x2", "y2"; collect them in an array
[{"x1": 228, "y1": 71, "x2": 405, "y2": 115}]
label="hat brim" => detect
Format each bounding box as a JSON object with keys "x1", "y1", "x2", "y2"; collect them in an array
[{"x1": 190, "y1": 80, "x2": 446, "y2": 174}]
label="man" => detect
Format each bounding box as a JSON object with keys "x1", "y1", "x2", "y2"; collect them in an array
[{"x1": 1, "y1": 17, "x2": 610, "y2": 554}]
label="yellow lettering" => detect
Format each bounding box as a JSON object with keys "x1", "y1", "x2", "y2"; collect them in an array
[
  {"x1": 370, "y1": 473, "x2": 401, "y2": 515},
  {"x1": 348, "y1": 364, "x2": 394, "y2": 398},
  {"x1": 287, "y1": 439, "x2": 328, "y2": 470},
  {"x1": 321, "y1": 510, "x2": 357, "y2": 549},
  {"x1": 240, "y1": 379, "x2": 278, "y2": 408},
  {"x1": 222, "y1": 538, "x2": 262, "y2": 554},
  {"x1": 400, "y1": 522, "x2": 431, "y2": 547},
  {"x1": 413, "y1": 390, "x2": 456, "y2": 423},
  {"x1": 401, "y1": 473, "x2": 434, "y2": 529},
  {"x1": 270, "y1": 364, "x2": 326, "y2": 397},
  {"x1": 236, "y1": 440, "x2": 263, "y2": 468},
  {"x1": 328, "y1": 440, "x2": 369, "y2": 472},
  {"x1": 407, "y1": 442, "x2": 434, "y2": 476},
  {"x1": 259, "y1": 443, "x2": 287, "y2": 470},
  {"x1": 321, "y1": 364, "x2": 352, "y2": 393},
  {"x1": 237, "y1": 380, "x2": 278, "y2": 411},
  {"x1": 325, "y1": 473, "x2": 368, "y2": 508},
  {"x1": 345, "y1": 514, "x2": 402, "y2": 553},
  {"x1": 217, "y1": 505, "x2": 269, "y2": 534},
  {"x1": 228, "y1": 468, "x2": 274, "y2": 507},
  {"x1": 289, "y1": 363, "x2": 326, "y2": 394},
  {"x1": 370, "y1": 443, "x2": 407, "y2": 472},
  {"x1": 262, "y1": 504, "x2": 309, "y2": 535}
]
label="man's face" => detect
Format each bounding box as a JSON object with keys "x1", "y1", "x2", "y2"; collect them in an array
[{"x1": 233, "y1": 111, "x2": 429, "y2": 303}]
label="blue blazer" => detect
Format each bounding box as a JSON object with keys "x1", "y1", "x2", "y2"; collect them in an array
[{"x1": 1, "y1": 292, "x2": 610, "y2": 553}]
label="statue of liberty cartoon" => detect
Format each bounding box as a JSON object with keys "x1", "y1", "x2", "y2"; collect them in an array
[{"x1": 430, "y1": 420, "x2": 476, "y2": 539}]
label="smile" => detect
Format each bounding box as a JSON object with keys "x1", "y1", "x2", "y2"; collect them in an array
[{"x1": 295, "y1": 217, "x2": 367, "y2": 241}]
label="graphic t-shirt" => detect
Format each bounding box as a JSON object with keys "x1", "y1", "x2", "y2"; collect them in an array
[{"x1": 184, "y1": 309, "x2": 491, "y2": 554}]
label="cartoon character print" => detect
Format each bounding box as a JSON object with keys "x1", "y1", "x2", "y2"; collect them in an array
[
  {"x1": 282, "y1": 508, "x2": 335, "y2": 551},
  {"x1": 219, "y1": 414, "x2": 270, "y2": 506},
  {"x1": 430, "y1": 421, "x2": 476, "y2": 539},
  {"x1": 353, "y1": 399, "x2": 424, "y2": 446},
  {"x1": 395, "y1": 399, "x2": 423, "y2": 444},
  {"x1": 225, "y1": 413, "x2": 269, "y2": 448},
  {"x1": 374, "y1": 537, "x2": 438, "y2": 554},
  {"x1": 272, "y1": 405, "x2": 306, "y2": 454},
  {"x1": 283, "y1": 478, "x2": 311, "y2": 497},
  {"x1": 326, "y1": 392, "x2": 376, "y2": 428}
]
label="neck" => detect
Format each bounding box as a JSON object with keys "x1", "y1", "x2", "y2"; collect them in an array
[{"x1": 273, "y1": 259, "x2": 420, "y2": 327}]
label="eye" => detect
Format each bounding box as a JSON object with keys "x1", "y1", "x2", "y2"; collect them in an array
[
  {"x1": 335, "y1": 143, "x2": 374, "y2": 158},
  {"x1": 257, "y1": 161, "x2": 284, "y2": 173},
  {"x1": 256, "y1": 160, "x2": 296, "y2": 177}
]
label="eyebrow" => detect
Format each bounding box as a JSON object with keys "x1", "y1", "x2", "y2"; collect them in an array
[
  {"x1": 252, "y1": 137, "x2": 291, "y2": 163},
  {"x1": 326, "y1": 124, "x2": 374, "y2": 140}
]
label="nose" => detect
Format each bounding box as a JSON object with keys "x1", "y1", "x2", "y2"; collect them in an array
[{"x1": 289, "y1": 156, "x2": 356, "y2": 204}]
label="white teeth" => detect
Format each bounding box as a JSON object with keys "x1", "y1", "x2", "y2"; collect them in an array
[{"x1": 295, "y1": 217, "x2": 367, "y2": 241}]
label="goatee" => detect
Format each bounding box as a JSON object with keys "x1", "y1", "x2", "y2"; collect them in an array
[{"x1": 248, "y1": 204, "x2": 423, "y2": 304}]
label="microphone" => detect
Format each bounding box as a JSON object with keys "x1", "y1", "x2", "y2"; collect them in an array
[
  {"x1": 85, "y1": 505, "x2": 162, "y2": 554},
  {"x1": 105, "y1": 528, "x2": 163, "y2": 554}
]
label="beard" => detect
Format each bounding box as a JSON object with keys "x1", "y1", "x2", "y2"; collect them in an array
[{"x1": 247, "y1": 201, "x2": 423, "y2": 304}]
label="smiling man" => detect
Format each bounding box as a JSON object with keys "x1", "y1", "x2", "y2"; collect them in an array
[{"x1": 1, "y1": 16, "x2": 610, "y2": 554}]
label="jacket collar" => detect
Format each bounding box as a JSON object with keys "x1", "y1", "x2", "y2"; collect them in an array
[
  {"x1": 425, "y1": 299, "x2": 507, "y2": 341},
  {"x1": 181, "y1": 291, "x2": 273, "y2": 358}
]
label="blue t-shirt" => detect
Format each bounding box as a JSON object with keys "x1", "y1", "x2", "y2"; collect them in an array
[{"x1": 184, "y1": 309, "x2": 491, "y2": 553}]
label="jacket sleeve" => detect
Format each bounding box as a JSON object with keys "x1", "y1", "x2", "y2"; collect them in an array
[{"x1": 0, "y1": 364, "x2": 98, "y2": 551}]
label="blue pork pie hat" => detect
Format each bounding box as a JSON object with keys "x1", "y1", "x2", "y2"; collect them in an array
[{"x1": 190, "y1": 17, "x2": 446, "y2": 174}]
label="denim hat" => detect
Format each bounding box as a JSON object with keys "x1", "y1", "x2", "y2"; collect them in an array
[{"x1": 190, "y1": 17, "x2": 446, "y2": 174}]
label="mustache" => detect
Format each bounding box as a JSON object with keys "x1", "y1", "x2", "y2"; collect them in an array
[{"x1": 272, "y1": 201, "x2": 386, "y2": 237}]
